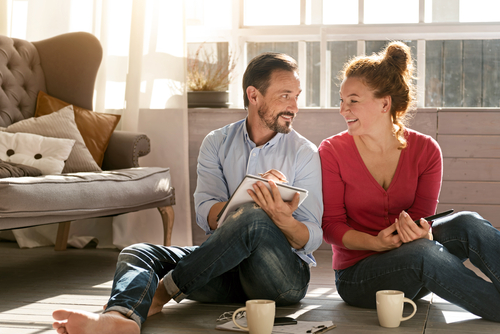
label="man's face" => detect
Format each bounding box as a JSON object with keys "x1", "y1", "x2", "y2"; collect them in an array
[{"x1": 257, "y1": 70, "x2": 301, "y2": 134}]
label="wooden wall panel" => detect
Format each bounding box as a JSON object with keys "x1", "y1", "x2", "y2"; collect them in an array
[
  {"x1": 440, "y1": 181, "x2": 500, "y2": 204},
  {"x1": 408, "y1": 109, "x2": 438, "y2": 139},
  {"x1": 438, "y1": 135, "x2": 500, "y2": 158},
  {"x1": 293, "y1": 110, "x2": 346, "y2": 147},
  {"x1": 443, "y1": 158, "x2": 500, "y2": 181},
  {"x1": 439, "y1": 111, "x2": 500, "y2": 135}
]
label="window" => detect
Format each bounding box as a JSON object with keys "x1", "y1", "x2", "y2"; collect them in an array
[
  {"x1": 186, "y1": 0, "x2": 500, "y2": 108},
  {"x1": 426, "y1": 39, "x2": 500, "y2": 107}
]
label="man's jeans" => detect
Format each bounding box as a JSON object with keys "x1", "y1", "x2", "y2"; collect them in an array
[
  {"x1": 105, "y1": 203, "x2": 310, "y2": 327},
  {"x1": 335, "y1": 211, "x2": 500, "y2": 322}
]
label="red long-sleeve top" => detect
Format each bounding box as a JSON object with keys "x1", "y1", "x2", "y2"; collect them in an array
[{"x1": 318, "y1": 129, "x2": 443, "y2": 270}]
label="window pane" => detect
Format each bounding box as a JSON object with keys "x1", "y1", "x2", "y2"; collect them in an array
[
  {"x1": 186, "y1": 0, "x2": 232, "y2": 28},
  {"x1": 327, "y1": 41, "x2": 357, "y2": 107},
  {"x1": 246, "y1": 42, "x2": 298, "y2": 65},
  {"x1": 460, "y1": 0, "x2": 500, "y2": 22},
  {"x1": 244, "y1": 0, "x2": 300, "y2": 26},
  {"x1": 323, "y1": 0, "x2": 358, "y2": 24},
  {"x1": 306, "y1": 42, "x2": 320, "y2": 107},
  {"x1": 365, "y1": 40, "x2": 417, "y2": 57},
  {"x1": 364, "y1": 0, "x2": 419, "y2": 24},
  {"x1": 187, "y1": 42, "x2": 231, "y2": 91},
  {"x1": 425, "y1": 40, "x2": 500, "y2": 107}
]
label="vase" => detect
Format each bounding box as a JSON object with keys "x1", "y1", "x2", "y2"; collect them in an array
[{"x1": 188, "y1": 91, "x2": 230, "y2": 108}]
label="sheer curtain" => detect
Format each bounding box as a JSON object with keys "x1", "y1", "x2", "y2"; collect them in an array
[{"x1": 1, "y1": 0, "x2": 193, "y2": 249}]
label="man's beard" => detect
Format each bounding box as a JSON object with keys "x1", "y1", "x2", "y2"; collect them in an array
[{"x1": 258, "y1": 104, "x2": 294, "y2": 134}]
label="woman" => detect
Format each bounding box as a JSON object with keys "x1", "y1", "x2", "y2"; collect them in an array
[{"x1": 318, "y1": 41, "x2": 500, "y2": 322}]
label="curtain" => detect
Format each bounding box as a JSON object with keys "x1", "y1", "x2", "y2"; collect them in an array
[{"x1": 0, "y1": 0, "x2": 193, "y2": 249}]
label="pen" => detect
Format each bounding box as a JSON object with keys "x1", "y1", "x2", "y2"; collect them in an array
[{"x1": 307, "y1": 325, "x2": 325, "y2": 333}]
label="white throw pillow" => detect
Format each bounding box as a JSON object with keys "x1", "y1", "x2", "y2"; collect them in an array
[{"x1": 0, "y1": 131, "x2": 75, "y2": 175}]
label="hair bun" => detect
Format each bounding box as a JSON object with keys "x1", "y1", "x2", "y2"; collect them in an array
[{"x1": 383, "y1": 42, "x2": 412, "y2": 75}]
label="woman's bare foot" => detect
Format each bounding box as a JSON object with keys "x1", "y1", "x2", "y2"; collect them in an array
[
  {"x1": 147, "y1": 278, "x2": 172, "y2": 317},
  {"x1": 52, "y1": 309, "x2": 140, "y2": 334}
]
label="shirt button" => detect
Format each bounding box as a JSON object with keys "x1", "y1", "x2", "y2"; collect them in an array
[{"x1": 253, "y1": 153, "x2": 256, "y2": 156}]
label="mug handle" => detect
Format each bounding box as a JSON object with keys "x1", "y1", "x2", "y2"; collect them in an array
[
  {"x1": 232, "y1": 307, "x2": 249, "y2": 331},
  {"x1": 401, "y1": 298, "x2": 417, "y2": 322}
]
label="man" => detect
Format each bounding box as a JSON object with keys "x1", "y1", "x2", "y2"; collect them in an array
[{"x1": 52, "y1": 52, "x2": 323, "y2": 334}]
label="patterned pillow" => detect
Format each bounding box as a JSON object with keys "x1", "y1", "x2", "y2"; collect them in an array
[
  {"x1": 35, "y1": 91, "x2": 121, "y2": 166},
  {"x1": 0, "y1": 131, "x2": 75, "y2": 175},
  {"x1": 2, "y1": 105, "x2": 101, "y2": 173}
]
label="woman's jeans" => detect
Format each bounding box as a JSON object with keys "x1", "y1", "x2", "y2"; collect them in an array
[
  {"x1": 105, "y1": 203, "x2": 310, "y2": 328},
  {"x1": 335, "y1": 211, "x2": 500, "y2": 322}
]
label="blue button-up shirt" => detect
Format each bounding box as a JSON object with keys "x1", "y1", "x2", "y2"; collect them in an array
[{"x1": 194, "y1": 118, "x2": 323, "y2": 266}]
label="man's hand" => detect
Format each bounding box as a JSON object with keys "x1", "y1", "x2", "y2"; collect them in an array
[
  {"x1": 247, "y1": 179, "x2": 308, "y2": 249},
  {"x1": 395, "y1": 211, "x2": 432, "y2": 243},
  {"x1": 249, "y1": 180, "x2": 298, "y2": 224},
  {"x1": 259, "y1": 169, "x2": 288, "y2": 183}
]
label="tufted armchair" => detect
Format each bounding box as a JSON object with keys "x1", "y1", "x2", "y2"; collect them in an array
[{"x1": 0, "y1": 32, "x2": 175, "y2": 250}]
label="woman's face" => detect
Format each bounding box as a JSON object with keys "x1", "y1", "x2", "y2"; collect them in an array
[{"x1": 339, "y1": 77, "x2": 389, "y2": 136}]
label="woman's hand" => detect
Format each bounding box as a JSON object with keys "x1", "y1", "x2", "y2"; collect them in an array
[
  {"x1": 395, "y1": 211, "x2": 432, "y2": 243},
  {"x1": 374, "y1": 223, "x2": 403, "y2": 252}
]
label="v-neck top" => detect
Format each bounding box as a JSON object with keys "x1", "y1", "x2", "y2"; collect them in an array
[{"x1": 319, "y1": 129, "x2": 443, "y2": 270}]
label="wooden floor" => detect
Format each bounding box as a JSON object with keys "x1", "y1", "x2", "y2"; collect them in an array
[{"x1": 1, "y1": 240, "x2": 499, "y2": 333}]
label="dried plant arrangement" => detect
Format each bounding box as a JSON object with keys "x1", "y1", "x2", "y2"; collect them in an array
[{"x1": 187, "y1": 43, "x2": 238, "y2": 92}]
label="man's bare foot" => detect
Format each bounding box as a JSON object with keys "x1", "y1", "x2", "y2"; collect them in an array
[
  {"x1": 148, "y1": 278, "x2": 172, "y2": 317},
  {"x1": 52, "y1": 309, "x2": 140, "y2": 334}
]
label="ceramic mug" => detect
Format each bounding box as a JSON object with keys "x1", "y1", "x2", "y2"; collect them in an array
[
  {"x1": 232, "y1": 299, "x2": 276, "y2": 334},
  {"x1": 376, "y1": 290, "x2": 417, "y2": 328}
]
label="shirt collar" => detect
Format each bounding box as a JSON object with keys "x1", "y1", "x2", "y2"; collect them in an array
[{"x1": 243, "y1": 118, "x2": 284, "y2": 149}]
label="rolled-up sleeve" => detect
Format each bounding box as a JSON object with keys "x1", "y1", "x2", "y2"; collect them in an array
[
  {"x1": 194, "y1": 131, "x2": 229, "y2": 234},
  {"x1": 290, "y1": 145, "x2": 323, "y2": 256}
]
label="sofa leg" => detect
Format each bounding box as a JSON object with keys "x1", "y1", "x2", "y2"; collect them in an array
[
  {"x1": 55, "y1": 221, "x2": 71, "y2": 251},
  {"x1": 158, "y1": 206, "x2": 174, "y2": 246}
]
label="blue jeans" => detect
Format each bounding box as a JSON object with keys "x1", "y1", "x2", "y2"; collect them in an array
[
  {"x1": 335, "y1": 211, "x2": 500, "y2": 322},
  {"x1": 105, "y1": 203, "x2": 310, "y2": 327}
]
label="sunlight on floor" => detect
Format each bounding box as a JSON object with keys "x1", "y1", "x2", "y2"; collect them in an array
[
  {"x1": 306, "y1": 287, "x2": 334, "y2": 297},
  {"x1": 305, "y1": 287, "x2": 342, "y2": 300},
  {"x1": 286, "y1": 305, "x2": 321, "y2": 319},
  {"x1": 92, "y1": 280, "x2": 113, "y2": 288},
  {"x1": 442, "y1": 310, "x2": 481, "y2": 324}
]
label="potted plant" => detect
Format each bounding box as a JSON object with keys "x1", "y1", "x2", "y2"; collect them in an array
[{"x1": 187, "y1": 43, "x2": 237, "y2": 108}]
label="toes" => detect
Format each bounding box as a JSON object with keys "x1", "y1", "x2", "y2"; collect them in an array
[{"x1": 52, "y1": 309, "x2": 73, "y2": 321}]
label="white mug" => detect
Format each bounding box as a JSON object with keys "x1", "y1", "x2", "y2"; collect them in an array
[
  {"x1": 376, "y1": 290, "x2": 417, "y2": 328},
  {"x1": 232, "y1": 299, "x2": 276, "y2": 334}
]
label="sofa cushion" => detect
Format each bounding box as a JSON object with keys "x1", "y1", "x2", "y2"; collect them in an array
[
  {"x1": 2, "y1": 105, "x2": 101, "y2": 173},
  {"x1": 0, "y1": 167, "x2": 174, "y2": 230},
  {"x1": 35, "y1": 91, "x2": 121, "y2": 167},
  {"x1": 0, "y1": 131, "x2": 75, "y2": 175}
]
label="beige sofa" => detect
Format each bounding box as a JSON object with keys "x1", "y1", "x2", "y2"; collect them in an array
[{"x1": 0, "y1": 32, "x2": 175, "y2": 250}]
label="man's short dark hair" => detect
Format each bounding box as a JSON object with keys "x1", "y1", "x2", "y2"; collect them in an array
[{"x1": 242, "y1": 52, "x2": 298, "y2": 109}]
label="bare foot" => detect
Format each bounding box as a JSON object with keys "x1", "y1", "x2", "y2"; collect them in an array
[
  {"x1": 148, "y1": 278, "x2": 172, "y2": 317},
  {"x1": 52, "y1": 309, "x2": 140, "y2": 334}
]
